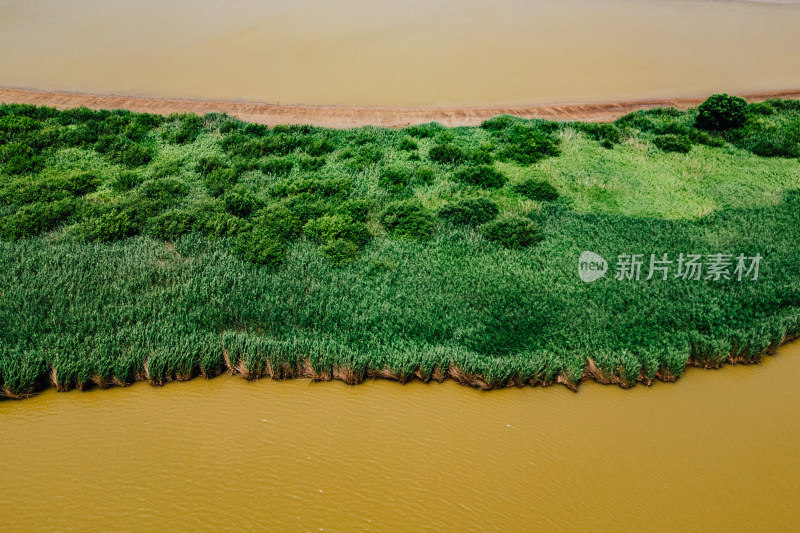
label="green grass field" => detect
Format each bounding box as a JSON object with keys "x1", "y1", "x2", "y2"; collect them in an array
[{"x1": 1, "y1": 95, "x2": 799, "y2": 396}]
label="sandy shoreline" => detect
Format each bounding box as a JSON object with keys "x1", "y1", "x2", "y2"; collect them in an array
[{"x1": 3, "y1": 86, "x2": 800, "y2": 128}]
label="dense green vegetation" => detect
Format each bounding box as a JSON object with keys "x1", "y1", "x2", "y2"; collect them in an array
[{"x1": 0, "y1": 96, "x2": 799, "y2": 396}]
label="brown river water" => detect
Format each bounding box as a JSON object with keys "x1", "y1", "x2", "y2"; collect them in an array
[
  {"x1": 1, "y1": 341, "x2": 798, "y2": 531},
  {"x1": 1, "y1": 0, "x2": 800, "y2": 107}
]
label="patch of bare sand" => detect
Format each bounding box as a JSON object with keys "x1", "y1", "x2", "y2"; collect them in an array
[{"x1": 2, "y1": 86, "x2": 800, "y2": 128}]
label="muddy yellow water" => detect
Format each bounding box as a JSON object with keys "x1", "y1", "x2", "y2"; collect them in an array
[
  {"x1": 0, "y1": 342, "x2": 798, "y2": 531},
  {"x1": 0, "y1": 0, "x2": 799, "y2": 106}
]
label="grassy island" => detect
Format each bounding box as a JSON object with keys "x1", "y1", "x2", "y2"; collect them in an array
[{"x1": 1, "y1": 94, "x2": 799, "y2": 397}]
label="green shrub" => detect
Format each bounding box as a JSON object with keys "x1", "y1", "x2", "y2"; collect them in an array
[
  {"x1": 319, "y1": 239, "x2": 360, "y2": 266},
  {"x1": 0, "y1": 115, "x2": 41, "y2": 135},
  {"x1": 496, "y1": 129, "x2": 561, "y2": 165},
  {"x1": 139, "y1": 178, "x2": 188, "y2": 205},
  {"x1": 737, "y1": 128, "x2": 800, "y2": 158},
  {"x1": 147, "y1": 209, "x2": 196, "y2": 241},
  {"x1": 0, "y1": 143, "x2": 44, "y2": 175},
  {"x1": 748, "y1": 102, "x2": 775, "y2": 116},
  {"x1": 0, "y1": 199, "x2": 75, "y2": 241},
  {"x1": 398, "y1": 137, "x2": 418, "y2": 151},
  {"x1": 81, "y1": 208, "x2": 138, "y2": 241},
  {"x1": 270, "y1": 177, "x2": 352, "y2": 198},
  {"x1": 653, "y1": 134, "x2": 693, "y2": 153},
  {"x1": 428, "y1": 143, "x2": 466, "y2": 165},
  {"x1": 201, "y1": 212, "x2": 251, "y2": 238},
  {"x1": 380, "y1": 200, "x2": 435, "y2": 240},
  {"x1": 0, "y1": 171, "x2": 99, "y2": 205},
  {"x1": 480, "y1": 115, "x2": 517, "y2": 131},
  {"x1": 205, "y1": 168, "x2": 238, "y2": 197},
  {"x1": 415, "y1": 166, "x2": 436, "y2": 184},
  {"x1": 162, "y1": 113, "x2": 204, "y2": 144},
  {"x1": 479, "y1": 215, "x2": 542, "y2": 249},
  {"x1": 453, "y1": 165, "x2": 506, "y2": 188},
  {"x1": 250, "y1": 204, "x2": 303, "y2": 241},
  {"x1": 575, "y1": 123, "x2": 622, "y2": 148},
  {"x1": 695, "y1": 93, "x2": 748, "y2": 131},
  {"x1": 303, "y1": 214, "x2": 371, "y2": 247},
  {"x1": 438, "y1": 197, "x2": 499, "y2": 227},
  {"x1": 260, "y1": 156, "x2": 294, "y2": 176},
  {"x1": 196, "y1": 156, "x2": 228, "y2": 176},
  {"x1": 511, "y1": 178, "x2": 559, "y2": 201},
  {"x1": 304, "y1": 137, "x2": 335, "y2": 157},
  {"x1": 223, "y1": 185, "x2": 262, "y2": 217},
  {"x1": 234, "y1": 230, "x2": 286, "y2": 267},
  {"x1": 282, "y1": 193, "x2": 333, "y2": 224},
  {"x1": 380, "y1": 165, "x2": 411, "y2": 193},
  {"x1": 405, "y1": 122, "x2": 444, "y2": 138},
  {"x1": 335, "y1": 199, "x2": 376, "y2": 222},
  {"x1": 112, "y1": 171, "x2": 145, "y2": 192},
  {"x1": 95, "y1": 136, "x2": 152, "y2": 167}
]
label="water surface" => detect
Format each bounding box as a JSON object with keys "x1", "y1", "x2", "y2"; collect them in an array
[
  {"x1": 1, "y1": 0, "x2": 799, "y2": 106},
  {"x1": 1, "y1": 342, "x2": 798, "y2": 531}
]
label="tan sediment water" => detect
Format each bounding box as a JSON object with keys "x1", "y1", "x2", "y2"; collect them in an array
[
  {"x1": 1, "y1": 341, "x2": 798, "y2": 531},
  {"x1": 1, "y1": 0, "x2": 800, "y2": 108}
]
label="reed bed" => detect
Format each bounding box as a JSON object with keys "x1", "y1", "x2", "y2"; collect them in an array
[{"x1": 0, "y1": 96, "x2": 799, "y2": 397}]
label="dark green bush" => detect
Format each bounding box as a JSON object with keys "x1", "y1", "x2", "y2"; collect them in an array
[
  {"x1": 319, "y1": 239, "x2": 361, "y2": 266},
  {"x1": 80, "y1": 207, "x2": 139, "y2": 241},
  {"x1": 405, "y1": 122, "x2": 445, "y2": 138},
  {"x1": 737, "y1": 128, "x2": 800, "y2": 158},
  {"x1": 205, "y1": 168, "x2": 238, "y2": 197},
  {"x1": 480, "y1": 115, "x2": 517, "y2": 131},
  {"x1": 0, "y1": 199, "x2": 75, "y2": 240},
  {"x1": 415, "y1": 166, "x2": 436, "y2": 184},
  {"x1": 0, "y1": 172, "x2": 99, "y2": 205},
  {"x1": 139, "y1": 178, "x2": 188, "y2": 205},
  {"x1": 335, "y1": 199, "x2": 376, "y2": 222},
  {"x1": 428, "y1": 143, "x2": 466, "y2": 165},
  {"x1": 303, "y1": 214, "x2": 371, "y2": 247},
  {"x1": 162, "y1": 113, "x2": 204, "y2": 144},
  {"x1": 748, "y1": 102, "x2": 775, "y2": 116},
  {"x1": 479, "y1": 215, "x2": 542, "y2": 249},
  {"x1": 271, "y1": 177, "x2": 352, "y2": 198},
  {"x1": 147, "y1": 209, "x2": 196, "y2": 241},
  {"x1": 112, "y1": 171, "x2": 145, "y2": 192},
  {"x1": 223, "y1": 185, "x2": 262, "y2": 217},
  {"x1": 575, "y1": 123, "x2": 622, "y2": 148},
  {"x1": 196, "y1": 156, "x2": 228, "y2": 176},
  {"x1": 201, "y1": 212, "x2": 251, "y2": 238},
  {"x1": 0, "y1": 143, "x2": 44, "y2": 175},
  {"x1": 380, "y1": 200, "x2": 435, "y2": 240},
  {"x1": 95, "y1": 136, "x2": 152, "y2": 167},
  {"x1": 282, "y1": 193, "x2": 333, "y2": 224},
  {"x1": 696, "y1": 93, "x2": 748, "y2": 131},
  {"x1": 380, "y1": 165, "x2": 412, "y2": 193},
  {"x1": 496, "y1": 128, "x2": 561, "y2": 165},
  {"x1": 0, "y1": 115, "x2": 41, "y2": 135},
  {"x1": 260, "y1": 156, "x2": 294, "y2": 177},
  {"x1": 511, "y1": 178, "x2": 559, "y2": 201},
  {"x1": 347, "y1": 144, "x2": 384, "y2": 169},
  {"x1": 234, "y1": 230, "x2": 286, "y2": 267},
  {"x1": 250, "y1": 204, "x2": 303, "y2": 241},
  {"x1": 398, "y1": 137, "x2": 418, "y2": 151},
  {"x1": 438, "y1": 197, "x2": 499, "y2": 227},
  {"x1": 304, "y1": 137, "x2": 335, "y2": 157},
  {"x1": 453, "y1": 165, "x2": 506, "y2": 188},
  {"x1": 653, "y1": 134, "x2": 693, "y2": 153}
]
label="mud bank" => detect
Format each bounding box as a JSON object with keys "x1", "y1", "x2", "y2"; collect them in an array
[
  {"x1": 3, "y1": 334, "x2": 797, "y2": 400},
  {"x1": 3, "y1": 86, "x2": 800, "y2": 128}
]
